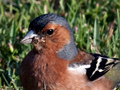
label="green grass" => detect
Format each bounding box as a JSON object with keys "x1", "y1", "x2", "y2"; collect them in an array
[{"x1": 0, "y1": 0, "x2": 120, "y2": 89}]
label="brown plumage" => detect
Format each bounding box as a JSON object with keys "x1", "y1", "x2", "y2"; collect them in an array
[
  {"x1": 19, "y1": 49, "x2": 113, "y2": 90},
  {"x1": 19, "y1": 13, "x2": 120, "y2": 90}
]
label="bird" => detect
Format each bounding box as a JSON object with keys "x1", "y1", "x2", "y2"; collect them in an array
[{"x1": 20, "y1": 13, "x2": 120, "y2": 90}]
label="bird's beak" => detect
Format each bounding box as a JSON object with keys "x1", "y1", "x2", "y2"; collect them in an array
[{"x1": 20, "y1": 30, "x2": 38, "y2": 44}]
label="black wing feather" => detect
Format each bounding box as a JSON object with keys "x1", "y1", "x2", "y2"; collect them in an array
[{"x1": 86, "y1": 53, "x2": 120, "y2": 81}]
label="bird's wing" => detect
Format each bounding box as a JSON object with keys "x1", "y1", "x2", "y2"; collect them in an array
[
  {"x1": 69, "y1": 50, "x2": 120, "y2": 81},
  {"x1": 87, "y1": 53, "x2": 120, "y2": 81}
]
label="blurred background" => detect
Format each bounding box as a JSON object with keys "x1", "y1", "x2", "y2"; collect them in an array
[{"x1": 0, "y1": 0, "x2": 120, "y2": 89}]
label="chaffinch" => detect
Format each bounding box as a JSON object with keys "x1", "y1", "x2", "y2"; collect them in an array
[{"x1": 20, "y1": 13, "x2": 120, "y2": 90}]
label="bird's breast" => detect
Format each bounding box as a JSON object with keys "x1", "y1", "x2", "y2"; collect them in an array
[{"x1": 19, "y1": 48, "x2": 70, "y2": 90}]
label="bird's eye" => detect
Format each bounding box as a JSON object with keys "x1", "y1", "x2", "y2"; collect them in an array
[{"x1": 46, "y1": 29, "x2": 54, "y2": 35}]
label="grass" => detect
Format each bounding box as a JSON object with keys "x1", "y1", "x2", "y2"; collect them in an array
[{"x1": 0, "y1": 0, "x2": 120, "y2": 89}]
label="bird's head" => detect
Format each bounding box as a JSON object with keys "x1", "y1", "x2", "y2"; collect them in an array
[{"x1": 21, "y1": 13, "x2": 78, "y2": 60}]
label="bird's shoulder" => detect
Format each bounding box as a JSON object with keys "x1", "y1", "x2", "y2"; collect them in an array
[{"x1": 69, "y1": 50, "x2": 94, "y2": 66}]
